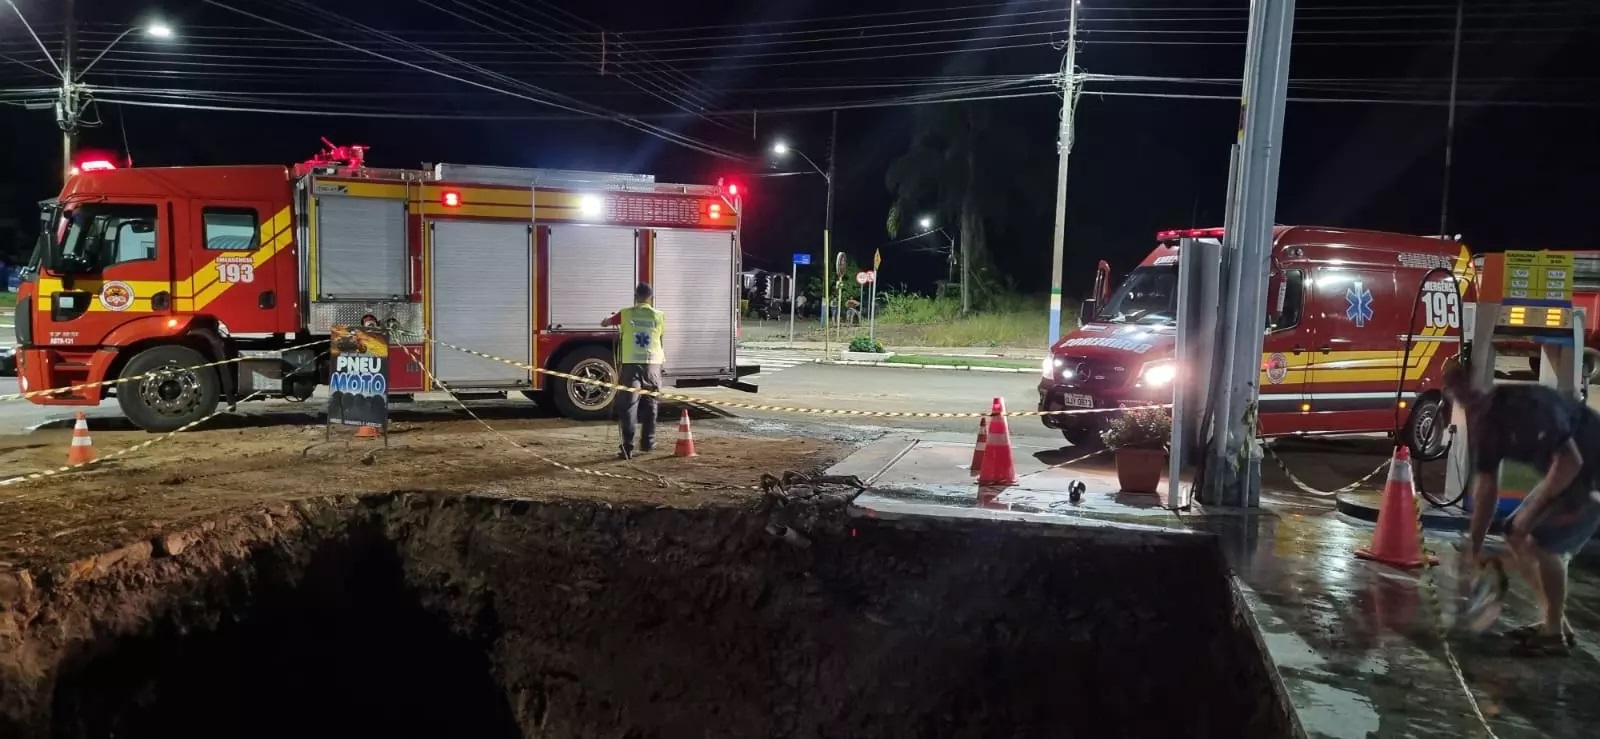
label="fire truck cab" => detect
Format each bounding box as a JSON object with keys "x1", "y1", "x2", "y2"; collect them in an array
[
  {"x1": 1039, "y1": 226, "x2": 1474, "y2": 459},
  {"x1": 13, "y1": 145, "x2": 746, "y2": 431}
]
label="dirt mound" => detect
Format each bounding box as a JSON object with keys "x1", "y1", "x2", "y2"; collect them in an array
[{"x1": 0, "y1": 493, "x2": 1294, "y2": 738}]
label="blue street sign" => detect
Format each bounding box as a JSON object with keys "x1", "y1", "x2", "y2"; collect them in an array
[{"x1": 793, "y1": 253, "x2": 811, "y2": 265}]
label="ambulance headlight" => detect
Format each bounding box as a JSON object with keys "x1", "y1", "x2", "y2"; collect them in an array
[{"x1": 1140, "y1": 361, "x2": 1177, "y2": 387}]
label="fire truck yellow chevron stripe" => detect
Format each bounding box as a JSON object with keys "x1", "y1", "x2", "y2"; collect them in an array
[
  {"x1": 39, "y1": 207, "x2": 295, "y2": 314},
  {"x1": 181, "y1": 207, "x2": 293, "y2": 312}
]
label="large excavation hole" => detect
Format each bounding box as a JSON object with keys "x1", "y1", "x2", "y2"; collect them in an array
[
  {"x1": 31, "y1": 497, "x2": 1294, "y2": 738},
  {"x1": 48, "y1": 522, "x2": 520, "y2": 739}
]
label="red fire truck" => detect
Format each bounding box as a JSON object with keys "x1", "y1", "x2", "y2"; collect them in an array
[
  {"x1": 12, "y1": 144, "x2": 749, "y2": 431},
  {"x1": 1039, "y1": 226, "x2": 1474, "y2": 459}
]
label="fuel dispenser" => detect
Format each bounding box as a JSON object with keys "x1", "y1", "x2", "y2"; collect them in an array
[{"x1": 1445, "y1": 251, "x2": 1587, "y2": 517}]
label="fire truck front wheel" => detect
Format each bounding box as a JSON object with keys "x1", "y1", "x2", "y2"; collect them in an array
[
  {"x1": 550, "y1": 346, "x2": 619, "y2": 421},
  {"x1": 116, "y1": 345, "x2": 222, "y2": 432}
]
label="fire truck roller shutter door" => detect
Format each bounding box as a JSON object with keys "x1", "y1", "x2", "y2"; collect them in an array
[
  {"x1": 315, "y1": 195, "x2": 408, "y2": 299},
  {"x1": 546, "y1": 225, "x2": 637, "y2": 329},
  {"x1": 652, "y1": 229, "x2": 736, "y2": 378},
  {"x1": 430, "y1": 220, "x2": 533, "y2": 385}
]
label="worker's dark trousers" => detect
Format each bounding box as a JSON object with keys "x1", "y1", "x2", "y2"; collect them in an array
[{"x1": 618, "y1": 363, "x2": 662, "y2": 451}]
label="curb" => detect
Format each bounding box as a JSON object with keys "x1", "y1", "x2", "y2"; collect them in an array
[{"x1": 826, "y1": 360, "x2": 1035, "y2": 374}]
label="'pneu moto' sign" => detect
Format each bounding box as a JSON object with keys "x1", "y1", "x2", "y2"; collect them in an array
[{"x1": 328, "y1": 324, "x2": 390, "y2": 429}]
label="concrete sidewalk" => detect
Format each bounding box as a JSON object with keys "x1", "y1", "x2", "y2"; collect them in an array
[{"x1": 833, "y1": 433, "x2": 1600, "y2": 739}]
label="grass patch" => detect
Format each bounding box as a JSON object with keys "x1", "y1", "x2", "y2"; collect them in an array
[
  {"x1": 0, "y1": 292, "x2": 15, "y2": 311},
  {"x1": 814, "y1": 294, "x2": 1062, "y2": 349},
  {"x1": 884, "y1": 354, "x2": 1038, "y2": 370}
]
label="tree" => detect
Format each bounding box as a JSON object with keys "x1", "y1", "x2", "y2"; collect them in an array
[{"x1": 884, "y1": 102, "x2": 1045, "y2": 313}]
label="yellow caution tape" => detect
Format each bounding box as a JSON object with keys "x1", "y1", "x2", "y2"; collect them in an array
[
  {"x1": 0, "y1": 391, "x2": 269, "y2": 494},
  {"x1": 392, "y1": 343, "x2": 681, "y2": 488},
  {"x1": 1263, "y1": 445, "x2": 1389, "y2": 497},
  {"x1": 0, "y1": 339, "x2": 331, "y2": 403},
  {"x1": 420, "y1": 335, "x2": 1167, "y2": 420}
]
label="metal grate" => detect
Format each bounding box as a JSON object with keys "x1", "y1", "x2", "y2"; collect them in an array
[{"x1": 309, "y1": 301, "x2": 422, "y2": 336}]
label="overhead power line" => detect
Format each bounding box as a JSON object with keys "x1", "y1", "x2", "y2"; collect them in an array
[{"x1": 197, "y1": 0, "x2": 750, "y2": 162}]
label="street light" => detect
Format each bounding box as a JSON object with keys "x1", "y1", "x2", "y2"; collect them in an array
[
  {"x1": 79, "y1": 19, "x2": 178, "y2": 78},
  {"x1": 4, "y1": 2, "x2": 178, "y2": 180},
  {"x1": 770, "y1": 136, "x2": 837, "y2": 353},
  {"x1": 916, "y1": 215, "x2": 958, "y2": 291}
]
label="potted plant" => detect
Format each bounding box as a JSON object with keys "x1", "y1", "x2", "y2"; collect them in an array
[{"x1": 1100, "y1": 407, "x2": 1171, "y2": 494}]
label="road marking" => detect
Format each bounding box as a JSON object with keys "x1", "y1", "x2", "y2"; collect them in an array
[{"x1": 738, "y1": 350, "x2": 817, "y2": 381}]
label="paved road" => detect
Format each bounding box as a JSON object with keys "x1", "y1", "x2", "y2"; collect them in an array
[{"x1": 700, "y1": 360, "x2": 1056, "y2": 441}]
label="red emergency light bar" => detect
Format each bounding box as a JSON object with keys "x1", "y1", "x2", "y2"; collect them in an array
[
  {"x1": 709, "y1": 203, "x2": 723, "y2": 220},
  {"x1": 69, "y1": 159, "x2": 119, "y2": 176},
  {"x1": 1156, "y1": 227, "x2": 1225, "y2": 241},
  {"x1": 442, "y1": 190, "x2": 461, "y2": 207},
  {"x1": 727, "y1": 184, "x2": 739, "y2": 197}
]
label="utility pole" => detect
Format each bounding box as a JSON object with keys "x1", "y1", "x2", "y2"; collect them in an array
[
  {"x1": 822, "y1": 110, "x2": 838, "y2": 353},
  {"x1": 1206, "y1": 0, "x2": 1296, "y2": 507},
  {"x1": 1046, "y1": 0, "x2": 1080, "y2": 347},
  {"x1": 1438, "y1": 0, "x2": 1464, "y2": 237},
  {"x1": 60, "y1": 0, "x2": 78, "y2": 181}
]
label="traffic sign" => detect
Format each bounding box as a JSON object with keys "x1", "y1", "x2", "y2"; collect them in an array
[
  {"x1": 873, "y1": 249, "x2": 882, "y2": 271},
  {"x1": 793, "y1": 253, "x2": 811, "y2": 266},
  {"x1": 856, "y1": 270, "x2": 875, "y2": 285}
]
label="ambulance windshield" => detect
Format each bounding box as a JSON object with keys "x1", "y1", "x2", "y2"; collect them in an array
[{"x1": 1099, "y1": 266, "x2": 1178, "y2": 325}]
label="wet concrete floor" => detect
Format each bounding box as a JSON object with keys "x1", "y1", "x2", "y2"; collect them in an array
[{"x1": 832, "y1": 434, "x2": 1600, "y2": 739}]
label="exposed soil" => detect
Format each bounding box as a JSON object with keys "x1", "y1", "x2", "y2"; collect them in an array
[
  {"x1": 0, "y1": 490, "x2": 1296, "y2": 739},
  {"x1": 0, "y1": 416, "x2": 843, "y2": 571}
]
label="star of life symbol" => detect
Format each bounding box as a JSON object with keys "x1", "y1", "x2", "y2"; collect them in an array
[
  {"x1": 633, "y1": 331, "x2": 652, "y2": 349},
  {"x1": 1346, "y1": 281, "x2": 1374, "y2": 327}
]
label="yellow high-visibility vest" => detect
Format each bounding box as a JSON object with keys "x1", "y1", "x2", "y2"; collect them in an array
[{"x1": 618, "y1": 303, "x2": 666, "y2": 365}]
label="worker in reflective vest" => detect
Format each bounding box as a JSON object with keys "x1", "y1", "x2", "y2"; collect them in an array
[{"x1": 603, "y1": 283, "x2": 666, "y2": 459}]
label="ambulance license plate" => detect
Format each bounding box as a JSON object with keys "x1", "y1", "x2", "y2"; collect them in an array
[{"x1": 1062, "y1": 393, "x2": 1094, "y2": 409}]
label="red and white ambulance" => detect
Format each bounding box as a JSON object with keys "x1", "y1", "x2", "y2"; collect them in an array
[{"x1": 1039, "y1": 226, "x2": 1474, "y2": 458}]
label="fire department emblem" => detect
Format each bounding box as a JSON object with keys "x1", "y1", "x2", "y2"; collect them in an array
[
  {"x1": 1345, "y1": 281, "x2": 1374, "y2": 328},
  {"x1": 99, "y1": 280, "x2": 135, "y2": 312},
  {"x1": 1266, "y1": 352, "x2": 1288, "y2": 385}
]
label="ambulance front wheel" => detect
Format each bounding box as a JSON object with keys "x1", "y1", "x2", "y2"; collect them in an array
[
  {"x1": 551, "y1": 346, "x2": 619, "y2": 421},
  {"x1": 1062, "y1": 427, "x2": 1102, "y2": 448},
  {"x1": 116, "y1": 344, "x2": 222, "y2": 433}
]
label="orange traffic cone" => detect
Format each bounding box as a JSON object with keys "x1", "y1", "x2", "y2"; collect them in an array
[
  {"x1": 1356, "y1": 446, "x2": 1438, "y2": 569},
  {"x1": 977, "y1": 398, "x2": 1017, "y2": 485},
  {"x1": 67, "y1": 412, "x2": 95, "y2": 465},
  {"x1": 674, "y1": 409, "x2": 698, "y2": 457},
  {"x1": 969, "y1": 416, "x2": 988, "y2": 476},
  {"x1": 355, "y1": 425, "x2": 380, "y2": 439}
]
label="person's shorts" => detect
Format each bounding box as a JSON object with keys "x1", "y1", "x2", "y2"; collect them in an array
[{"x1": 1521, "y1": 489, "x2": 1600, "y2": 557}]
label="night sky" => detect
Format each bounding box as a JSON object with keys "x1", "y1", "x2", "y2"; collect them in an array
[{"x1": 2, "y1": 0, "x2": 1597, "y2": 296}]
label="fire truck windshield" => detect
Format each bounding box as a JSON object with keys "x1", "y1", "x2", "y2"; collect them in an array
[
  {"x1": 47, "y1": 204, "x2": 157, "y2": 274},
  {"x1": 1098, "y1": 266, "x2": 1178, "y2": 325}
]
